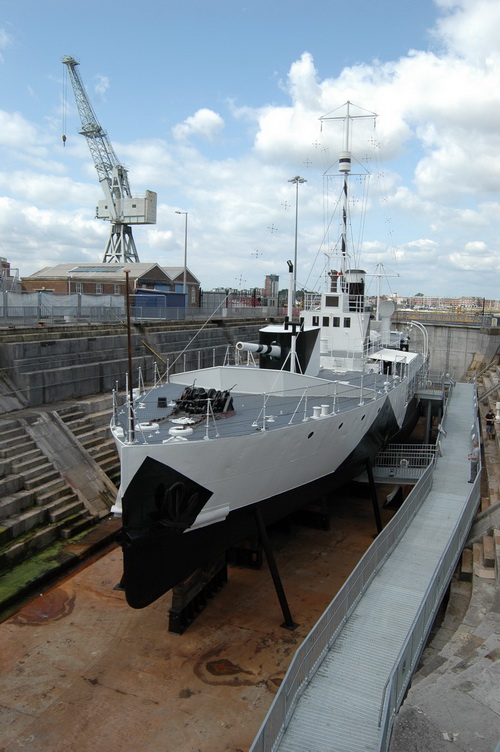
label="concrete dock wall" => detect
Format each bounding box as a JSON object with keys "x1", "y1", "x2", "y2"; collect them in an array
[
  {"x1": 0, "y1": 320, "x2": 264, "y2": 408},
  {"x1": 395, "y1": 322, "x2": 500, "y2": 379}
]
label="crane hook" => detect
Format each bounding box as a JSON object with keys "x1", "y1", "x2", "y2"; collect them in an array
[{"x1": 62, "y1": 134, "x2": 67, "y2": 147}]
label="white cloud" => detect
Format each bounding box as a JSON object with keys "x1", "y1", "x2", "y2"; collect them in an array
[
  {"x1": 0, "y1": 27, "x2": 12, "y2": 62},
  {"x1": 172, "y1": 109, "x2": 224, "y2": 142},
  {"x1": 433, "y1": 0, "x2": 500, "y2": 62},
  {"x1": 94, "y1": 74, "x2": 110, "y2": 100},
  {"x1": 0, "y1": 110, "x2": 38, "y2": 148}
]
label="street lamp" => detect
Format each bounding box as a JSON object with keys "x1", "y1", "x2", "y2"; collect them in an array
[
  {"x1": 175, "y1": 210, "x2": 188, "y2": 312},
  {"x1": 288, "y1": 176, "x2": 306, "y2": 308}
]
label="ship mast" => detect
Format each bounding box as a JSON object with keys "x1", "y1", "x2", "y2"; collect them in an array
[{"x1": 320, "y1": 101, "x2": 377, "y2": 275}]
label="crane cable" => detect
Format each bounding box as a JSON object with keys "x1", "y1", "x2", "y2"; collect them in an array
[{"x1": 62, "y1": 63, "x2": 67, "y2": 146}]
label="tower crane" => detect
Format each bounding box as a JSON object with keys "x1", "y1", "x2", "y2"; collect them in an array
[{"x1": 62, "y1": 55, "x2": 157, "y2": 263}]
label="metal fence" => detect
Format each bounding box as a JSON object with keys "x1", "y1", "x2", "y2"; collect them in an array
[
  {"x1": 0, "y1": 291, "x2": 278, "y2": 326},
  {"x1": 376, "y1": 467, "x2": 481, "y2": 750},
  {"x1": 250, "y1": 462, "x2": 437, "y2": 752},
  {"x1": 372, "y1": 444, "x2": 437, "y2": 481},
  {"x1": 393, "y1": 310, "x2": 499, "y2": 328}
]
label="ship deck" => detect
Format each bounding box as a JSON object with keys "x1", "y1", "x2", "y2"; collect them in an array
[{"x1": 113, "y1": 366, "x2": 394, "y2": 444}]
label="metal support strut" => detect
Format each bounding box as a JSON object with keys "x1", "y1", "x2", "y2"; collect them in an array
[
  {"x1": 254, "y1": 507, "x2": 298, "y2": 630},
  {"x1": 365, "y1": 458, "x2": 383, "y2": 534}
]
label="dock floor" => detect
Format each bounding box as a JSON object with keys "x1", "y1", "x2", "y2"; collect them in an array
[{"x1": 0, "y1": 487, "x2": 392, "y2": 752}]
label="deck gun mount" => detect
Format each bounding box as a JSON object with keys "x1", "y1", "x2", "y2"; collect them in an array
[{"x1": 237, "y1": 319, "x2": 320, "y2": 376}]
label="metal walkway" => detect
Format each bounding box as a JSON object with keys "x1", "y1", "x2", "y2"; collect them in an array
[{"x1": 251, "y1": 382, "x2": 481, "y2": 752}]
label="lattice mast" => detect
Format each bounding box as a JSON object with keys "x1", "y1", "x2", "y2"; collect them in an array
[{"x1": 62, "y1": 56, "x2": 157, "y2": 263}]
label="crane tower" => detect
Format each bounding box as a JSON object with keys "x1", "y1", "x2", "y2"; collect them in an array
[{"x1": 62, "y1": 56, "x2": 157, "y2": 263}]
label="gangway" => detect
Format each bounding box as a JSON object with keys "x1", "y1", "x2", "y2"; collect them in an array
[{"x1": 251, "y1": 382, "x2": 481, "y2": 752}]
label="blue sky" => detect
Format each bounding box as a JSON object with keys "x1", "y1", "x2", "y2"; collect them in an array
[{"x1": 1, "y1": 0, "x2": 500, "y2": 300}]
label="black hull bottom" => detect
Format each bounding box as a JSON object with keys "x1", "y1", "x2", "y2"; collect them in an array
[{"x1": 121, "y1": 396, "x2": 421, "y2": 608}]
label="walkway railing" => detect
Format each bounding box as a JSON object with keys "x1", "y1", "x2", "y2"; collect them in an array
[
  {"x1": 250, "y1": 461, "x2": 436, "y2": 752},
  {"x1": 376, "y1": 465, "x2": 480, "y2": 750},
  {"x1": 250, "y1": 380, "x2": 482, "y2": 752}
]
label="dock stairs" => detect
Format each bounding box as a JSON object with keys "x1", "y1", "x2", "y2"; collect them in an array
[
  {"x1": 0, "y1": 394, "x2": 118, "y2": 582},
  {"x1": 464, "y1": 360, "x2": 500, "y2": 584}
]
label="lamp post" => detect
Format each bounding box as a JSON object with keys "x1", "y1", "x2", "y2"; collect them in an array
[
  {"x1": 288, "y1": 176, "x2": 306, "y2": 308},
  {"x1": 175, "y1": 210, "x2": 188, "y2": 313}
]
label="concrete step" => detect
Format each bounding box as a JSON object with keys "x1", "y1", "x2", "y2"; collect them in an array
[
  {"x1": 83, "y1": 407, "x2": 114, "y2": 428},
  {"x1": 10, "y1": 450, "x2": 45, "y2": 474},
  {"x1": 63, "y1": 410, "x2": 112, "y2": 432},
  {"x1": 0, "y1": 525, "x2": 60, "y2": 568},
  {"x1": 0, "y1": 417, "x2": 21, "y2": 432},
  {"x1": 60, "y1": 513, "x2": 99, "y2": 540},
  {"x1": 67, "y1": 422, "x2": 95, "y2": 438},
  {"x1": 74, "y1": 425, "x2": 110, "y2": 445},
  {"x1": 0, "y1": 489, "x2": 37, "y2": 521},
  {"x1": 0, "y1": 423, "x2": 24, "y2": 442},
  {"x1": 483, "y1": 532, "x2": 495, "y2": 567},
  {"x1": 0, "y1": 473, "x2": 24, "y2": 498},
  {"x1": 2, "y1": 505, "x2": 47, "y2": 540},
  {"x1": 57, "y1": 406, "x2": 86, "y2": 421},
  {"x1": 43, "y1": 492, "x2": 79, "y2": 517},
  {"x1": 75, "y1": 431, "x2": 107, "y2": 451},
  {"x1": 0, "y1": 459, "x2": 11, "y2": 477},
  {"x1": 48, "y1": 498, "x2": 85, "y2": 524},
  {"x1": 472, "y1": 537, "x2": 496, "y2": 579},
  {"x1": 35, "y1": 479, "x2": 73, "y2": 506},
  {"x1": 89, "y1": 442, "x2": 117, "y2": 462},
  {"x1": 24, "y1": 467, "x2": 60, "y2": 490},
  {"x1": 99, "y1": 458, "x2": 120, "y2": 476},
  {"x1": 459, "y1": 547, "x2": 473, "y2": 582},
  {"x1": 0, "y1": 437, "x2": 37, "y2": 459}
]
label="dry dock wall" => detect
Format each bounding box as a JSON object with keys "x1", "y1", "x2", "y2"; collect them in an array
[
  {"x1": 0, "y1": 320, "x2": 264, "y2": 408},
  {"x1": 395, "y1": 323, "x2": 500, "y2": 379}
]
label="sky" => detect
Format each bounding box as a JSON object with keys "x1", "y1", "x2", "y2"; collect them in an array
[{"x1": 1, "y1": 0, "x2": 500, "y2": 300}]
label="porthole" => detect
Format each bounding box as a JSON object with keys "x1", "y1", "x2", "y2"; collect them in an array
[
  {"x1": 338, "y1": 423, "x2": 343, "y2": 429},
  {"x1": 308, "y1": 432, "x2": 314, "y2": 439},
  {"x1": 361, "y1": 415, "x2": 365, "y2": 421}
]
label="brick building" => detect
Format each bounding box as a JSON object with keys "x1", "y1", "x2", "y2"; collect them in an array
[{"x1": 21, "y1": 263, "x2": 200, "y2": 305}]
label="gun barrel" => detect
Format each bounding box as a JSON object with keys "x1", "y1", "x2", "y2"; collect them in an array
[{"x1": 236, "y1": 342, "x2": 281, "y2": 358}]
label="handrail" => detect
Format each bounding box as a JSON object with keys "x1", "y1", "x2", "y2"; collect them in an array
[
  {"x1": 250, "y1": 378, "x2": 476, "y2": 752},
  {"x1": 250, "y1": 459, "x2": 436, "y2": 752},
  {"x1": 376, "y1": 461, "x2": 480, "y2": 750}
]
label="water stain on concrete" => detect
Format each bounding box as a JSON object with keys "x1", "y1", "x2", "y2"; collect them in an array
[{"x1": 11, "y1": 589, "x2": 75, "y2": 626}]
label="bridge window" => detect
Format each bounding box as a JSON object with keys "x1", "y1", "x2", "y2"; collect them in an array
[
  {"x1": 344, "y1": 317, "x2": 351, "y2": 328},
  {"x1": 312, "y1": 316, "x2": 319, "y2": 326},
  {"x1": 325, "y1": 295, "x2": 339, "y2": 307},
  {"x1": 322, "y1": 317, "x2": 329, "y2": 327},
  {"x1": 333, "y1": 317, "x2": 340, "y2": 327}
]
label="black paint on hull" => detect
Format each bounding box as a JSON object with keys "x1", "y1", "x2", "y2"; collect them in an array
[{"x1": 120, "y1": 396, "x2": 420, "y2": 608}]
